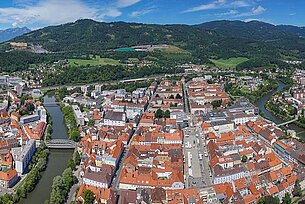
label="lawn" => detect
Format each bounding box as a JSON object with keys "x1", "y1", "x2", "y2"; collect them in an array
[
  {"x1": 68, "y1": 56, "x2": 121, "y2": 67},
  {"x1": 211, "y1": 57, "x2": 249, "y2": 69}
]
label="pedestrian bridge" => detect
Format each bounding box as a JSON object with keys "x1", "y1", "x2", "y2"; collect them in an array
[
  {"x1": 276, "y1": 116, "x2": 298, "y2": 127},
  {"x1": 45, "y1": 139, "x2": 77, "y2": 149}
]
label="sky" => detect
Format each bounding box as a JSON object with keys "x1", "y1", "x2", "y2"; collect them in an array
[{"x1": 0, "y1": 0, "x2": 304, "y2": 30}]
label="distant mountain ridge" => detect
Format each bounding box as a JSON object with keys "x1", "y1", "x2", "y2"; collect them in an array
[
  {"x1": 0, "y1": 27, "x2": 31, "y2": 43},
  {"x1": 5, "y1": 19, "x2": 305, "y2": 70},
  {"x1": 196, "y1": 20, "x2": 305, "y2": 40}
]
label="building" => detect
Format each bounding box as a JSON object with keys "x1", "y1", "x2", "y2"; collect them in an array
[
  {"x1": 82, "y1": 165, "x2": 114, "y2": 188},
  {"x1": 20, "y1": 114, "x2": 40, "y2": 124},
  {"x1": 36, "y1": 106, "x2": 47, "y2": 123},
  {"x1": 0, "y1": 169, "x2": 19, "y2": 188},
  {"x1": 11, "y1": 139, "x2": 36, "y2": 175},
  {"x1": 72, "y1": 105, "x2": 85, "y2": 126},
  {"x1": 103, "y1": 111, "x2": 126, "y2": 127}
]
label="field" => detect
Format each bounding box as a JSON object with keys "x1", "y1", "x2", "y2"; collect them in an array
[
  {"x1": 161, "y1": 45, "x2": 189, "y2": 54},
  {"x1": 68, "y1": 56, "x2": 121, "y2": 67},
  {"x1": 211, "y1": 57, "x2": 249, "y2": 69}
]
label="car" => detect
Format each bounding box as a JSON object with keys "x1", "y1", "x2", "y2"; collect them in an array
[{"x1": 204, "y1": 153, "x2": 208, "y2": 157}]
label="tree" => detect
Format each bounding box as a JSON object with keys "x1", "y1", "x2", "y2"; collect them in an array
[
  {"x1": 62, "y1": 168, "x2": 74, "y2": 189},
  {"x1": 241, "y1": 155, "x2": 248, "y2": 162},
  {"x1": 292, "y1": 179, "x2": 302, "y2": 197},
  {"x1": 258, "y1": 195, "x2": 280, "y2": 204},
  {"x1": 211, "y1": 100, "x2": 222, "y2": 109},
  {"x1": 50, "y1": 176, "x2": 66, "y2": 204},
  {"x1": 73, "y1": 151, "x2": 81, "y2": 165},
  {"x1": 155, "y1": 109, "x2": 164, "y2": 119},
  {"x1": 281, "y1": 193, "x2": 292, "y2": 204},
  {"x1": 175, "y1": 94, "x2": 182, "y2": 99},
  {"x1": 164, "y1": 110, "x2": 170, "y2": 118},
  {"x1": 70, "y1": 128, "x2": 81, "y2": 142},
  {"x1": 84, "y1": 190, "x2": 95, "y2": 204},
  {"x1": 67, "y1": 159, "x2": 76, "y2": 171},
  {"x1": 88, "y1": 119, "x2": 94, "y2": 126}
]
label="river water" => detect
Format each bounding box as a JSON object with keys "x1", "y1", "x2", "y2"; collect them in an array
[
  {"x1": 255, "y1": 81, "x2": 305, "y2": 139},
  {"x1": 19, "y1": 94, "x2": 73, "y2": 204}
]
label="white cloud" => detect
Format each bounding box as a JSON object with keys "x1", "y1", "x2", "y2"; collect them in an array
[
  {"x1": 183, "y1": 0, "x2": 250, "y2": 13},
  {"x1": 251, "y1": 5, "x2": 266, "y2": 15},
  {"x1": 235, "y1": 5, "x2": 266, "y2": 17},
  {"x1": 117, "y1": 0, "x2": 141, "y2": 8},
  {"x1": 0, "y1": 0, "x2": 101, "y2": 27},
  {"x1": 218, "y1": 9, "x2": 239, "y2": 16},
  {"x1": 230, "y1": 1, "x2": 250, "y2": 7},
  {"x1": 0, "y1": 0, "x2": 142, "y2": 28},
  {"x1": 184, "y1": 0, "x2": 226, "y2": 13},
  {"x1": 129, "y1": 7, "x2": 155, "y2": 18}
]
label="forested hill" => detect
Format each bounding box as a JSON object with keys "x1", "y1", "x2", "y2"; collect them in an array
[
  {"x1": 11, "y1": 19, "x2": 305, "y2": 61},
  {"x1": 0, "y1": 19, "x2": 302, "y2": 73},
  {"x1": 196, "y1": 20, "x2": 305, "y2": 40},
  {"x1": 12, "y1": 19, "x2": 218, "y2": 54}
]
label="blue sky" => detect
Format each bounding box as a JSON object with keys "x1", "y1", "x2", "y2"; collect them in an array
[{"x1": 0, "y1": 0, "x2": 304, "y2": 29}]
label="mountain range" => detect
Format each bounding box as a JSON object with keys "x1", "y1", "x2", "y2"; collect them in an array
[
  {"x1": 11, "y1": 19, "x2": 305, "y2": 60},
  {"x1": 0, "y1": 27, "x2": 31, "y2": 43},
  {"x1": 1, "y1": 19, "x2": 304, "y2": 73}
]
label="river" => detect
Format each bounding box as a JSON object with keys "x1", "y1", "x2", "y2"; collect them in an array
[
  {"x1": 255, "y1": 81, "x2": 305, "y2": 139},
  {"x1": 19, "y1": 94, "x2": 73, "y2": 204}
]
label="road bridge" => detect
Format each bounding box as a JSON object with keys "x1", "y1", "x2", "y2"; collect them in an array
[
  {"x1": 43, "y1": 102, "x2": 61, "y2": 107},
  {"x1": 45, "y1": 139, "x2": 76, "y2": 149}
]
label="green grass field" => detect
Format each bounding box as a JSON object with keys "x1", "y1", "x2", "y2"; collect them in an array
[
  {"x1": 211, "y1": 57, "x2": 249, "y2": 69},
  {"x1": 68, "y1": 56, "x2": 121, "y2": 67}
]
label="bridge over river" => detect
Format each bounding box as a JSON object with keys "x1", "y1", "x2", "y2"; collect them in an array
[
  {"x1": 45, "y1": 139, "x2": 76, "y2": 149},
  {"x1": 43, "y1": 102, "x2": 61, "y2": 107},
  {"x1": 275, "y1": 115, "x2": 299, "y2": 127}
]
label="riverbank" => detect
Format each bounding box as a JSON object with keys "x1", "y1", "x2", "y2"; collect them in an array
[
  {"x1": 0, "y1": 143, "x2": 49, "y2": 204},
  {"x1": 18, "y1": 94, "x2": 74, "y2": 204}
]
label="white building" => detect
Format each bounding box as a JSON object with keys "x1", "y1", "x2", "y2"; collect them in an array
[
  {"x1": 72, "y1": 105, "x2": 85, "y2": 126},
  {"x1": 103, "y1": 111, "x2": 126, "y2": 126},
  {"x1": 11, "y1": 139, "x2": 36, "y2": 175}
]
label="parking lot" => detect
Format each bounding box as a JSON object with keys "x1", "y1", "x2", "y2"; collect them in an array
[{"x1": 183, "y1": 127, "x2": 212, "y2": 188}]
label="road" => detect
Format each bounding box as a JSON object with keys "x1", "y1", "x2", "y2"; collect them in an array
[
  {"x1": 37, "y1": 72, "x2": 192, "y2": 92},
  {"x1": 183, "y1": 127, "x2": 212, "y2": 188},
  {"x1": 182, "y1": 77, "x2": 190, "y2": 114},
  {"x1": 112, "y1": 85, "x2": 158, "y2": 190}
]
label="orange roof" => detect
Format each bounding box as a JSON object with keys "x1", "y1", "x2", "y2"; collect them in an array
[
  {"x1": 234, "y1": 178, "x2": 247, "y2": 190},
  {"x1": 265, "y1": 153, "x2": 281, "y2": 168},
  {"x1": 239, "y1": 149, "x2": 253, "y2": 156},
  {"x1": 268, "y1": 185, "x2": 279, "y2": 195},
  {"x1": 206, "y1": 132, "x2": 217, "y2": 139},
  {"x1": 140, "y1": 112, "x2": 155, "y2": 124},
  {"x1": 24, "y1": 122, "x2": 47, "y2": 140},
  {"x1": 286, "y1": 174, "x2": 297, "y2": 186},
  {"x1": 214, "y1": 183, "x2": 233, "y2": 199},
  {"x1": 77, "y1": 184, "x2": 113, "y2": 202},
  {"x1": 0, "y1": 169, "x2": 17, "y2": 181},
  {"x1": 243, "y1": 194, "x2": 257, "y2": 204},
  {"x1": 93, "y1": 110, "x2": 101, "y2": 120}
]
